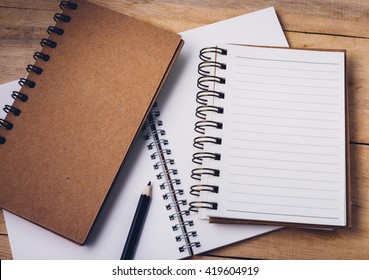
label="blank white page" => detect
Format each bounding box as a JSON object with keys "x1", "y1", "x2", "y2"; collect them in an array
[{"x1": 203, "y1": 44, "x2": 347, "y2": 227}]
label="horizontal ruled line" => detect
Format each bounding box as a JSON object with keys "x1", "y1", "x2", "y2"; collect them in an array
[
  {"x1": 228, "y1": 173, "x2": 340, "y2": 183},
  {"x1": 231, "y1": 120, "x2": 340, "y2": 131},
  {"x1": 231, "y1": 129, "x2": 340, "y2": 139},
  {"x1": 232, "y1": 104, "x2": 340, "y2": 114},
  {"x1": 230, "y1": 155, "x2": 339, "y2": 165},
  {"x1": 230, "y1": 146, "x2": 339, "y2": 156},
  {"x1": 228, "y1": 200, "x2": 340, "y2": 211},
  {"x1": 232, "y1": 95, "x2": 339, "y2": 106},
  {"x1": 229, "y1": 163, "x2": 339, "y2": 174},
  {"x1": 227, "y1": 197, "x2": 339, "y2": 210},
  {"x1": 235, "y1": 63, "x2": 340, "y2": 73},
  {"x1": 235, "y1": 71, "x2": 339, "y2": 81},
  {"x1": 235, "y1": 55, "x2": 340, "y2": 65},
  {"x1": 233, "y1": 87, "x2": 339, "y2": 97},
  {"x1": 235, "y1": 80, "x2": 339, "y2": 89},
  {"x1": 230, "y1": 137, "x2": 340, "y2": 148},
  {"x1": 229, "y1": 191, "x2": 339, "y2": 200},
  {"x1": 225, "y1": 209, "x2": 340, "y2": 220},
  {"x1": 228, "y1": 182, "x2": 340, "y2": 192},
  {"x1": 231, "y1": 112, "x2": 340, "y2": 122}
]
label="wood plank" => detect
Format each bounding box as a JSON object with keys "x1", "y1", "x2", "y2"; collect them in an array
[
  {"x1": 203, "y1": 144, "x2": 369, "y2": 259},
  {"x1": 0, "y1": 210, "x2": 7, "y2": 234},
  {"x1": 0, "y1": 0, "x2": 58, "y2": 10},
  {"x1": 0, "y1": 211, "x2": 12, "y2": 260},
  {"x1": 0, "y1": 0, "x2": 368, "y2": 37},
  {"x1": 0, "y1": 6, "x2": 56, "y2": 84},
  {"x1": 83, "y1": 0, "x2": 369, "y2": 38},
  {"x1": 0, "y1": 235, "x2": 13, "y2": 260}
]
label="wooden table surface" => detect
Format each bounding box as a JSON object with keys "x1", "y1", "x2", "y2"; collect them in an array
[{"x1": 1, "y1": 0, "x2": 368, "y2": 260}]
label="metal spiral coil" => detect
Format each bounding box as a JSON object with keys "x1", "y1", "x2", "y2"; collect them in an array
[
  {"x1": 26, "y1": 65, "x2": 43, "y2": 75},
  {"x1": 60, "y1": 0, "x2": 78, "y2": 10},
  {"x1": 150, "y1": 148, "x2": 171, "y2": 159},
  {"x1": 47, "y1": 26, "x2": 65, "y2": 35},
  {"x1": 18, "y1": 78, "x2": 35, "y2": 88},
  {"x1": 11, "y1": 91, "x2": 28, "y2": 102},
  {"x1": 166, "y1": 199, "x2": 187, "y2": 210},
  {"x1": 197, "y1": 75, "x2": 226, "y2": 91},
  {"x1": 189, "y1": 46, "x2": 227, "y2": 210},
  {"x1": 179, "y1": 242, "x2": 201, "y2": 253},
  {"x1": 156, "y1": 168, "x2": 178, "y2": 179},
  {"x1": 194, "y1": 120, "x2": 223, "y2": 134},
  {"x1": 198, "y1": 60, "x2": 226, "y2": 76},
  {"x1": 193, "y1": 135, "x2": 222, "y2": 150},
  {"x1": 190, "y1": 184, "x2": 219, "y2": 197},
  {"x1": 189, "y1": 201, "x2": 218, "y2": 212},
  {"x1": 144, "y1": 107, "x2": 199, "y2": 255},
  {"x1": 196, "y1": 90, "x2": 225, "y2": 106},
  {"x1": 147, "y1": 138, "x2": 168, "y2": 150},
  {"x1": 169, "y1": 210, "x2": 190, "y2": 221},
  {"x1": 143, "y1": 119, "x2": 162, "y2": 130},
  {"x1": 33, "y1": 52, "x2": 50, "y2": 61},
  {"x1": 199, "y1": 46, "x2": 227, "y2": 61},
  {"x1": 172, "y1": 220, "x2": 194, "y2": 231},
  {"x1": 144, "y1": 129, "x2": 166, "y2": 140},
  {"x1": 0, "y1": 1, "x2": 77, "y2": 145},
  {"x1": 153, "y1": 158, "x2": 174, "y2": 169},
  {"x1": 0, "y1": 119, "x2": 13, "y2": 131},
  {"x1": 159, "y1": 179, "x2": 180, "y2": 190},
  {"x1": 191, "y1": 168, "x2": 220, "y2": 181},
  {"x1": 192, "y1": 152, "x2": 221, "y2": 165},
  {"x1": 175, "y1": 231, "x2": 197, "y2": 242},
  {"x1": 195, "y1": 105, "x2": 224, "y2": 120},
  {"x1": 3, "y1": 105, "x2": 21, "y2": 116},
  {"x1": 162, "y1": 189, "x2": 184, "y2": 200}
]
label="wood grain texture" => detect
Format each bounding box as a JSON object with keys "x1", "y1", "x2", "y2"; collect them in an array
[
  {"x1": 0, "y1": 211, "x2": 12, "y2": 260},
  {"x1": 0, "y1": 0, "x2": 368, "y2": 260},
  {"x1": 0, "y1": 210, "x2": 7, "y2": 234}
]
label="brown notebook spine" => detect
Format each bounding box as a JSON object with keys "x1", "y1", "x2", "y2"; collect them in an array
[
  {"x1": 0, "y1": 1, "x2": 78, "y2": 145},
  {"x1": 143, "y1": 104, "x2": 200, "y2": 255},
  {"x1": 189, "y1": 46, "x2": 228, "y2": 213}
]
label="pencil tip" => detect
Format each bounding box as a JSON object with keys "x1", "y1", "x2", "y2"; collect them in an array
[{"x1": 143, "y1": 182, "x2": 152, "y2": 196}]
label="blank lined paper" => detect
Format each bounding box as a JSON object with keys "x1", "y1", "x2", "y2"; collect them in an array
[{"x1": 206, "y1": 45, "x2": 347, "y2": 226}]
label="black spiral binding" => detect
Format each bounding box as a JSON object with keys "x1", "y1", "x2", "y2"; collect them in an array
[
  {"x1": 143, "y1": 105, "x2": 200, "y2": 254},
  {"x1": 0, "y1": 1, "x2": 77, "y2": 145},
  {"x1": 189, "y1": 46, "x2": 227, "y2": 212}
]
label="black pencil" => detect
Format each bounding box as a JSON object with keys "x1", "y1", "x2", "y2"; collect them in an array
[{"x1": 120, "y1": 181, "x2": 152, "y2": 260}]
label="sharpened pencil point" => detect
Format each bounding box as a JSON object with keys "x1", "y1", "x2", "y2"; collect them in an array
[{"x1": 143, "y1": 181, "x2": 152, "y2": 197}]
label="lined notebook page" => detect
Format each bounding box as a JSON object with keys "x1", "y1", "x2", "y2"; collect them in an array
[{"x1": 206, "y1": 45, "x2": 347, "y2": 226}]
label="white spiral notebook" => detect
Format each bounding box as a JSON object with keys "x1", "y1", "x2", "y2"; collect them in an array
[
  {"x1": 189, "y1": 44, "x2": 349, "y2": 228},
  {"x1": 2, "y1": 7, "x2": 288, "y2": 259}
]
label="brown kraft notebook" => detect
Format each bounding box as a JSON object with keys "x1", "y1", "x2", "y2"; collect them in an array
[{"x1": 0, "y1": 0, "x2": 183, "y2": 244}]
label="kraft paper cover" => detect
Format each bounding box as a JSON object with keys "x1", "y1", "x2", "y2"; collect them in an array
[{"x1": 0, "y1": 0, "x2": 183, "y2": 244}]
